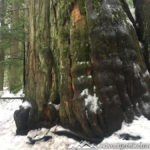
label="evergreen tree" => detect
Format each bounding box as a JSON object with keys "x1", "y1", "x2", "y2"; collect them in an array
[{"x1": 0, "y1": 0, "x2": 26, "y2": 93}]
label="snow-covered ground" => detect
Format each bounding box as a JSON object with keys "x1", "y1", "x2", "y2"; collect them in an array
[{"x1": 1, "y1": 88, "x2": 150, "y2": 150}]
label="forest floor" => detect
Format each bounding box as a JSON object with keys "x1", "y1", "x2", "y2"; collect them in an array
[{"x1": 0, "y1": 88, "x2": 150, "y2": 150}]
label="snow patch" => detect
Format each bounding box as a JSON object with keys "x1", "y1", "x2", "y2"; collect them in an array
[
  {"x1": 130, "y1": 8, "x2": 136, "y2": 19},
  {"x1": 77, "y1": 61, "x2": 89, "y2": 65},
  {"x1": 1, "y1": 87, "x2": 24, "y2": 98},
  {"x1": 22, "y1": 101, "x2": 32, "y2": 109},
  {"x1": 85, "y1": 93, "x2": 99, "y2": 113},
  {"x1": 133, "y1": 63, "x2": 141, "y2": 78},
  {"x1": 126, "y1": 18, "x2": 133, "y2": 26},
  {"x1": 81, "y1": 89, "x2": 88, "y2": 96},
  {"x1": 101, "y1": 116, "x2": 150, "y2": 144},
  {"x1": 1, "y1": 90, "x2": 150, "y2": 150},
  {"x1": 80, "y1": 88, "x2": 101, "y2": 113},
  {"x1": 142, "y1": 102, "x2": 150, "y2": 114},
  {"x1": 77, "y1": 75, "x2": 92, "y2": 81},
  {"x1": 143, "y1": 70, "x2": 150, "y2": 78},
  {"x1": 0, "y1": 90, "x2": 80, "y2": 150},
  {"x1": 139, "y1": 41, "x2": 144, "y2": 48},
  {"x1": 48, "y1": 102, "x2": 60, "y2": 110}
]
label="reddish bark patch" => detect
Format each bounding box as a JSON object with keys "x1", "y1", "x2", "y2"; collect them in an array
[
  {"x1": 70, "y1": 1, "x2": 85, "y2": 29},
  {"x1": 65, "y1": 101, "x2": 71, "y2": 121},
  {"x1": 42, "y1": 104, "x2": 58, "y2": 123},
  {"x1": 87, "y1": 63, "x2": 92, "y2": 76}
]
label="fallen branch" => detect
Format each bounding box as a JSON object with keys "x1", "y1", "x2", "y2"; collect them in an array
[{"x1": 0, "y1": 97, "x2": 25, "y2": 99}]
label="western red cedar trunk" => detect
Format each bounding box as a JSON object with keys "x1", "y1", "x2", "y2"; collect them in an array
[{"x1": 25, "y1": 0, "x2": 150, "y2": 137}]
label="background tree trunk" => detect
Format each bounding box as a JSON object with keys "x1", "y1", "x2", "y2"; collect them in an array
[
  {"x1": 0, "y1": 0, "x2": 6, "y2": 91},
  {"x1": 7, "y1": 0, "x2": 24, "y2": 93},
  {"x1": 8, "y1": 0, "x2": 20, "y2": 92},
  {"x1": 25, "y1": 0, "x2": 150, "y2": 138},
  {"x1": 133, "y1": 0, "x2": 150, "y2": 71}
]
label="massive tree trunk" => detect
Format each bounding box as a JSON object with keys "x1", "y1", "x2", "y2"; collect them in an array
[
  {"x1": 0, "y1": 0, "x2": 6, "y2": 91},
  {"x1": 25, "y1": 0, "x2": 150, "y2": 138}
]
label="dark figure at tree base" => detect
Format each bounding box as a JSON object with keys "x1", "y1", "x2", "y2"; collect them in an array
[{"x1": 14, "y1": 106, "x2": 31, "y2": 135}]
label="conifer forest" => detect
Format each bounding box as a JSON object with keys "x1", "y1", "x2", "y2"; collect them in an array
[{"x1": 0, "y1": 0, "x2": 150, "y2": 149}]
